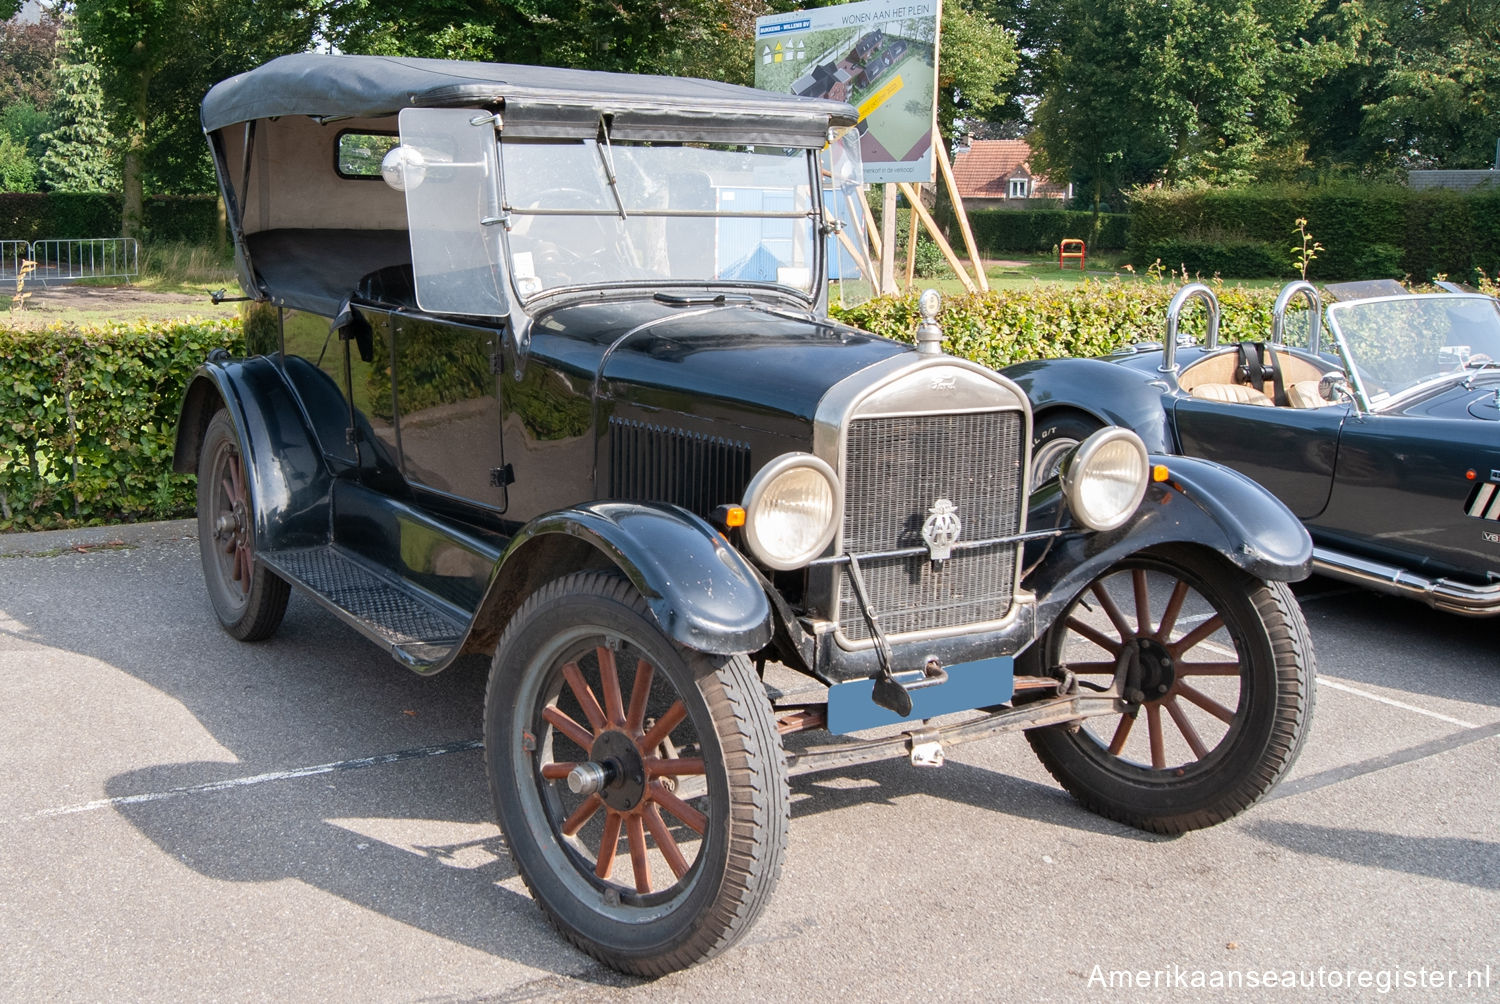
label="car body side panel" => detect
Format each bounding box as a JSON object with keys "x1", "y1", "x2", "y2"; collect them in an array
[{"x1": 1172, "y1": 397, "x2": 1348, "y2": 520}]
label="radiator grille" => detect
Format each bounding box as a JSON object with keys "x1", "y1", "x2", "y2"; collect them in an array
[
  {"x1": 609, "y1": 418, "x2": 752, "y2": 518},
  {"x1": 838, "y1": 410, "x2": 1024, "y2": 640}
]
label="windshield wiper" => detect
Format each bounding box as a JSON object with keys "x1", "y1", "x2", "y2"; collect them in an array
[
  {"x1": 596, "y1": 115, "x2": 627, "y2": 221},
  {"x1": 655, "y1": 292, "x2": 752, "y2": 306}
]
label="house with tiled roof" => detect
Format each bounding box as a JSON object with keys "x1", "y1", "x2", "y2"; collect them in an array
[{"x1": 950, "y1": 139, "x2": 1071, "y2": 209}]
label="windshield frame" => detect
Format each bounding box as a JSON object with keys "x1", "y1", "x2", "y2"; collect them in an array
[{"x1": 1325, "y1": 292, "x2": 1500, "y2": 412}]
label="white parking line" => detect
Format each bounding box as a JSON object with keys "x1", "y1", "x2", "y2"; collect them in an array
[
  {"x1": 30, "y1": 739, "x2": 482, "y2": 820},
  {"x1": 1317, "y1": 676, "x2": 1479, "y2": 729}
]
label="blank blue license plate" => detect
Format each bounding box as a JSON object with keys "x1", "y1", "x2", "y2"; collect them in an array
[{"x1": 825, "y1": 656, "x2": 1014, "y2": 735}]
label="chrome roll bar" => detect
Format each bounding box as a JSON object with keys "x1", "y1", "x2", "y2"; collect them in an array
[
  {"x1": 1160, "y1": 282, "x2": 1220, "y2": 373},
  {"x1": 1271, "y1": 280, "x2": 1323, "y2": 353}
]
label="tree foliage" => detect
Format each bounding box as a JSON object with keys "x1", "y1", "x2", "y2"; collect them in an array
[
  {"x1": 37, "y1": 14, "x2": 119, "y2": 194},
  {"x1": 1028, "y1": 0, "x2": 1353, "y2": 207},
  {"x1": 0, "y1": 11, "x2": 59, "y2": 109}
]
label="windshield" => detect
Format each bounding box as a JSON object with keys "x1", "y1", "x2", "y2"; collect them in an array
[
  {"x1": 1326, "y1": 294, "x2": 1500, "y2": 404},
  {"x1": 500, "y1": 138, "x2": 820, "y2": 298}
]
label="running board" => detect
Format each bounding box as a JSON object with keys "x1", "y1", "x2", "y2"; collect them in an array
[
  {"x1": 261, "y1": 545, "x2": 469, "y2": 669},
  {"x1": 1312, "y1": 547, "x2": 1500, "y2": 617}
]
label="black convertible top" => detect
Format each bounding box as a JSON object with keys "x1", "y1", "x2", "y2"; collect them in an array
[{"x1": 202, "y1": 53, "x2": 858, "y2": 146}]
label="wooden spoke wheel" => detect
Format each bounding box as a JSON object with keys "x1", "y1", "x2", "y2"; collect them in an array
[
  {"x1": 195, "y1": 410, "x2": 288, "y2": 641},
  {"x1": 1026, "y1": 546, "x2": 1314, "y2": 834},
  {"x1": 486, "y1": 572, "x2": 787, "y2": 977}
]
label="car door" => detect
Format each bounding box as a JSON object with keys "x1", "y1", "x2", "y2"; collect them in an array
[
  {"x1": 1172, "y1": 397, "x2": 1349, "y2": 520},
  {"x1": 1312, "y1": 411, "x2": 1500, "y2": 580}
]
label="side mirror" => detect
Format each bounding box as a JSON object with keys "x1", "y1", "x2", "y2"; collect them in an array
[{"x1": 1318, "y1": 372, "x2": 1352, "y2": 403}]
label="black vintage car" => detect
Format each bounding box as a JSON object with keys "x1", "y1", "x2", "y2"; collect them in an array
[
  {"x1": 1009, "y1": 279, "x2": 1500, "y2": 616},
  {"x1": 175, "y1": 54, "x2": 1316, "y2": 975}
]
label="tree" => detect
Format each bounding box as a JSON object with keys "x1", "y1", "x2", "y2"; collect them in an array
[
  {"x1": 72, "y1": 0, "x2": 316, "y2": 236},
  {"x1": 38, "y1": 13, "x2": 119, "y2": 193},
  {"x1": 0, "y1": 10, "x2": 59, "y2": 109},
  {"x1": 1360, "y1": 0, "x2": 1500, "y2": 169},
  {"x1": 1029, "y1": 0, "x2": 1352, "y2": 208}
]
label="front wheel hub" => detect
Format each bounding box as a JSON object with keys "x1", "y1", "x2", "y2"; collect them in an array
[
  {"x1": 1126, "y1": 636, "x2": 1177, "y2": 700},
  {"x1": 587, "y1": 730, "x2": 647, "y2": 812}
]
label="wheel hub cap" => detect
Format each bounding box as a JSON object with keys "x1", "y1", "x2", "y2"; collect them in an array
[
  {"x1": 589, "y1": 730, "x2": 647, "y2": 812},
  {"x1": 1124, "y1": 636, "x2": 1176, "y2": 702}
]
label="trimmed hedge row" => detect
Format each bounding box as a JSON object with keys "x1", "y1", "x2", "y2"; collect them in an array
[
  {"x1": 1128, "y1": 184, "x2": 1500, "y2": 280},
  {"x1": 833, "y1": 278, "x2": 1285, "y2": 369},
  {"x1": 0, "y1": 319, "x2": 242, "y2": 531},
  {"x1": 0, "y1": 193, "x2": 222, "y2": 244},
  {"x1": 960, "y1": 208, "x2": 1130, "y2": 254}
]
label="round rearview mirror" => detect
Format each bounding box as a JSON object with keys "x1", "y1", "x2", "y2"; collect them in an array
[
  {"x1": 380, "y1": 145, "x2": 426, "y2": 191},
  {"x1": 1318, "y1": 372, "x2": 1350, "y2": 403}
]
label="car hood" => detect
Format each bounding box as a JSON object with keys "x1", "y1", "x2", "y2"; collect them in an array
[{"x1": 538, "y1": 296, "x2": 913, "y2": 433}]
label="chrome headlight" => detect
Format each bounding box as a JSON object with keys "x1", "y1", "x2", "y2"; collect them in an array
[
  {"x1": 1059, "y1": 428, "x2": 1149, "y2": 532},
  {"x1": 742, "y1": 453, "x2": 841, "y2": 570}
]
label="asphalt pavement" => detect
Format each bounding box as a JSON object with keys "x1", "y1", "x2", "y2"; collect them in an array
[{"x1": 1, "y1": 521, "x2": 1496, "y2": 1001}]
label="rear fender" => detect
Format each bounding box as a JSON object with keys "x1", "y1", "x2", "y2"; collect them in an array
[
  {"x1": 172, "y1": 359, "x2": 332, "y2": 551},
  {"x1": 469, "y1": 501, "x2": 773, "y2": 657},
  {"x1": 1004, "y1": 357, "x2": 1175, "y2": 452},
  {"x1": 1026, "y1": 454, "x2": 1312, "y2": 627}
]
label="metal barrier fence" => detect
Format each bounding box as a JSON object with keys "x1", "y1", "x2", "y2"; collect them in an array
[{"x1": 0, "y1": 238, "x2": 140, "y2": 284}]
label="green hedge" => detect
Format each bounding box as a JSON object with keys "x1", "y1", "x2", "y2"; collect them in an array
[
  {"x1": 961, "y1": 208, "x2": 1130, "y2": 255},
  {"x1": 1128, "y1": 184, "x2": 1500, "y2": 280},
  {"x1": 0, "y1": 193, "x2": 222, "y2": 244},
  {"x1": 832, "y1": 279, "x2": 1284, "y2": 369},
  {"x1": 1132, "y1": 238, "x2": 1286, "y2": 280},
  {"x1": 0, "y1": 319, "x2": 242, "y2": 530}
]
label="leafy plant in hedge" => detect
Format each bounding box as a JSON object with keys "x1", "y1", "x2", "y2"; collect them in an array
[
  {"x1": 0, "y1": 318, "x2": 242, "y2": 530},
  {"x1": 1291, "y1": 218, "x2": 1323, "y2": 280}
]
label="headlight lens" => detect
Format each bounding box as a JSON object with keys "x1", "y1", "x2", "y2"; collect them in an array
[
  {"x1": 1060, "y1": 428, "x2": 1149, "y2": 532},
  {"x1": 742, "y1": 454, "x2": 840, "y2": 570}
]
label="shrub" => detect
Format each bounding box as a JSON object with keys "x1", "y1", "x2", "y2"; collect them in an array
[
  {"x1": 832, "y1": 278, "x2": 1282, "y2": 369},
  {"x1": 1128, "y1": 183, "x2": 1500, "y2": 282},
  {"x1": 1133, "y1": 237, "x2": 1284, "y2": 278},
  {"x1": 0, "y1": 192, "x2": 221, "y2": 244},
  {"x1": 0, "y1": 319, "x2": 242, "y2": 530},
  {"x1": 959, "y1": 209, "x2": 1130, "y2": 254}
]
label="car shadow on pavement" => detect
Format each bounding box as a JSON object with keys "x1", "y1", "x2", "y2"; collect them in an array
[
  {"x1": 1244, "y1": 821, "x2": 1500, "y2": 891},
  {"x1": 784, "y1": 750, "x2": 1177, "y2": 843}
]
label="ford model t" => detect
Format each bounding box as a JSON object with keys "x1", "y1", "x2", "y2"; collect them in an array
[{"x1": 176, "y1": 54, "x2": 1316, "y2": 975}]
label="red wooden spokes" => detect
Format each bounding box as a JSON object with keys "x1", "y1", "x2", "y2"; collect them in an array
[
  {"x1": 540, "y1": 645, "x2": 707, "y2": 895},
  {"x1": 1063, "y1": 566, "x2": 1244, "y2": 770},
  {"x1": 219, "y1": 448, "x2": 251, "y2": 595}
]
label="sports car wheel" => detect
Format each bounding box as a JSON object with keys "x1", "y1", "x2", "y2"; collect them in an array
[
  {"x1": 1024, "y1": 545, "x2": 1314, "y2": 834},
  {"x1": 196, "y1": 410, "x2": 289, "y2": 641},
  {"x1": 1030, "y1": 411, "x2": 1102, "y2": 485},
  {"x1": 485, "y1": 571, "x2": 788, "y2": 976}
]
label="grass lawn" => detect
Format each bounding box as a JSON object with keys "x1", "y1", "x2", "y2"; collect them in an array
[{"x1": 908, "y1": 253, "x2": 1298, "y2": 297}]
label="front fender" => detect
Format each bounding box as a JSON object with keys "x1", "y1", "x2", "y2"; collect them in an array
[
  {"x1": 1003, "y1": 357, "x2": 1175, "y2": 453},
  {"x1": 1026, "y1": 454, "x2": 1313, "y2": 627},
  {"x1": 484, "y1": 501, "x2": 773, "y2": 656},
  {"x1": 171, "y1": 358, "x2": 332, "y2": 552}
]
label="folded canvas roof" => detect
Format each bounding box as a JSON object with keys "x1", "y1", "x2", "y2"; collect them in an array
[{"x1": 202, "y1": 53, "x2": 858, "y2": 147}]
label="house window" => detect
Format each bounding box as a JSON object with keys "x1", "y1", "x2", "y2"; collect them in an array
[{"x1": 1008, "y1": 178, "x2": 1030, "y2": 199}]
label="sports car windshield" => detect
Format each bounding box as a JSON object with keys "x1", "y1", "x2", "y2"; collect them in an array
[
  {"x1": 500, "y1": 138, "x2": 820, "y2": 298},
  {"x1": 1326, "y1": 294, "x2": 1500, "y2": 403}
]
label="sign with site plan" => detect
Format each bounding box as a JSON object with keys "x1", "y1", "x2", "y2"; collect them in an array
[{"x1": 754, "y1": 0, "x2": 941, "y2": 184}]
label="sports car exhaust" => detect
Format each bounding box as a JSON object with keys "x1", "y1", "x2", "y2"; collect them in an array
[{"x1": 1312, "y1": 548, "x2": 1500, "y2": 617}]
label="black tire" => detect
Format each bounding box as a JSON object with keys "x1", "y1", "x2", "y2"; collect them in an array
[
  {"x1": 195, "y1": 410, "x2": 290, "y2": 641},
  {"x1": 1031, "y1": 410, "x2": 1102, "y2": 485},
  {"x1": 485, "y1": 571, "x2": 788, "y2": 976},
  {"x1": 1024, "y1": 545, "x2": 1314, "y2": 834}
]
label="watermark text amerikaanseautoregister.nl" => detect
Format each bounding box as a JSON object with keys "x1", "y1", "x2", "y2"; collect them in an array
[{"x1": 1088, "y1": 963, "x2": 1494, "y2": 993}]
